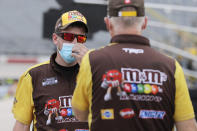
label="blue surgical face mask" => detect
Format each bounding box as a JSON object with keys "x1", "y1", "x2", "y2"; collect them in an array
[{"x1": 58, "y1": 43, "x2": 76, "y2": 63}]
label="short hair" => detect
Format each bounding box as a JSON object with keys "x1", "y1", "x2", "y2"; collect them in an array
[
  {"x1": 110, "y1": 7, "x2": 145, "y2": 31},
  {"x1": 111, "y1": 16, "x2": 144, "y2": 27}
]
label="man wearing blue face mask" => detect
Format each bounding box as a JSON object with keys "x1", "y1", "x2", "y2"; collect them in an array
[{"x1": 12, "y1": 10, "x2": 89, "y2": 131}]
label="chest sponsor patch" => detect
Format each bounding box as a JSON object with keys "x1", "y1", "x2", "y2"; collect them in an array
[
  {"x1": 120, "y1": 108, "x2": 135, "y2": 119},
  {"x1": 42, "y1": 77, "x2": 58, "y2": 86},
  {"x1": 139, "y1": 110, "x2": 166, "y2": 119},
  {"x1": 101, "y1": 109, "x2": 114, "y2": 120}
]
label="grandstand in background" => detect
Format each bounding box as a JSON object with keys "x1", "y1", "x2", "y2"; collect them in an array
[{"x1": 0, "y1": 0, "x2": 196, "y2": 83}]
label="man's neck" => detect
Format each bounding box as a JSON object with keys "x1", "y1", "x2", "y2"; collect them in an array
[{"x1": 112, "y1": 29, "x2": 141, "y2": 37}]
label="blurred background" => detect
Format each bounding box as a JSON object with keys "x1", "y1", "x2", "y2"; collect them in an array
[{"x1": 0, "y1": 0, "x2": 197, "y2": 130}]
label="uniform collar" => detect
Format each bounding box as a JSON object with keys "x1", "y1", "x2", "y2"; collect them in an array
[
  {"x1": 50, "y1": 52, "x2": 79, "y2": 75},
  {"x1": 111, "y1": 34, "x2": 150, "y2": 46}
]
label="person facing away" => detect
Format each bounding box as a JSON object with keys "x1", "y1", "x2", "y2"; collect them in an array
[
  {"x1": 71, "y1": 0, "x2": 197, "y2": 131},
  {"x1": 12, "y1": 10, "x2": 89, "y2": 131}
]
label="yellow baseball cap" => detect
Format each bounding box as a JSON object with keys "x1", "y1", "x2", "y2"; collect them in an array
[{"x1": 55, "y1": 10, "x2": 88, "y2": 33}]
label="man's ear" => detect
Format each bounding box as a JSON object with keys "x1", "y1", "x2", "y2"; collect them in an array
[
  {"x1": 52, "y1": 33, "x2": 58, "y2": 46},
  {"x1": 104, "y1": 17, "x2": 114, "y2": 36},
  {"x1": 104, "y1": 17, "x2": 110, "y2": 31},
  {"x1": 142, "y1": 16, "x2": 148, "y2": 30}
]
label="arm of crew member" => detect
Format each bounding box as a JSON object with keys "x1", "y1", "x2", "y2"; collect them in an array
[
  {"x1": 13, "y1": 120, "x2": 30, "y2": 131},
  {"x1": 73, "y1": 107, "x2": 89, "y2": 122},
  {"x1": 175, "y1": 118, "x2": 197, "y2": 131}
]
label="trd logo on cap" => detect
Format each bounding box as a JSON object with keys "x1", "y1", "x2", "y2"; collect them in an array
[{"x1": 125, "y1": 0, "x2": 131, "y2": 4}]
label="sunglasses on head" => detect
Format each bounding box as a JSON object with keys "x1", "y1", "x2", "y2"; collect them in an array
[{"x1": 56, "y1": 32, "x2": 87, "y2": 43}]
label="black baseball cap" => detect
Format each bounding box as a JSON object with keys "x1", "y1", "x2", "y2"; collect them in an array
[{"x1": 108, "y1": 0, "x2": 145, "y2": 17}]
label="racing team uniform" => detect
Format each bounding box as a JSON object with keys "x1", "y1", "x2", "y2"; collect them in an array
[
  {"x1": 72, "y1": 35, "x2": 195, "y2": 131},
  {"x1": 12, "y1": 53, "x2": 89, "y2": 131}
]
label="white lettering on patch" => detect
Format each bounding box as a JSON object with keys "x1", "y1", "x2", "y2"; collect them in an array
[
  {"x1": 42, "y1": 77, "x2": 58, "y2": 86},
  {"x1": 122, "y1": 48, "x2": 144, "y2": 54},
  {"x1": 139, "y1": 110, "x2": 166, "y2": 119}
]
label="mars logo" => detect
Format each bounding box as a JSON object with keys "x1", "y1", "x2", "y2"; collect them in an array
[
  {"x1": 121, "y1": 68, "x2": 167, "y2": 85},
  {"x1": 120, "y1": 108, "x2": 135, "y2": 119}
]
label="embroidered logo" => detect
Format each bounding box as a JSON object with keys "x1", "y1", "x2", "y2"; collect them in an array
[
  {"x1": 101, "y1": 68, "x2": 167, "y2": 102},
  {"x1": 42, "y1": 77, "x2": 58, "y2": 86},
  {"x1": 122, "y1": 48, "x2": 144, "y2": 54},
  {"x1": 68, "y1": 11, "x2": 85, "y2": 22},
  {"x1": 139, "y1": 110, "x2": 166, "y2": 119},
  {"x1": 101, "y1": 109, "x2": 114, "y2": 120},
  {"x1": 121, "y1": 68, "x2": 167, "y2": 85},
  {"x1": 44, "y1": 96, "x2": 78, "y2": 125},
  {"x1": 120, "y1": 108, "x2": 135, "y2": 119},
  {"x1": 101, "y1": 70, "x2": 127, "y2": 101}
]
